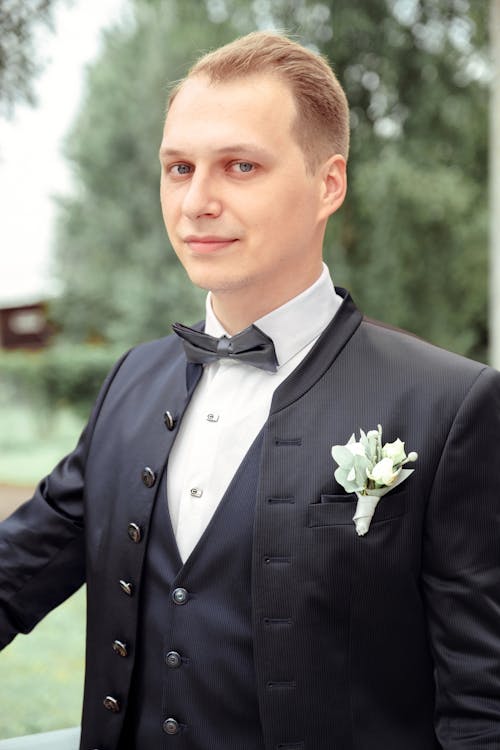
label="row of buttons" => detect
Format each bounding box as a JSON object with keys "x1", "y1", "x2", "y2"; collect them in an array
[
  {"x1": 106, "y1": 580, "x2": 131, "y2": 709},
  {"x1": 140, "y1": 410, "x2": 176, "y2": 493},
  {"x1": 103, "y1": 508, "x2": 144, "y2": 716},
  {"x1": 103, "y1": 449, "x2": 186, "y2": 735},
  {"x1": 103, "y1": 589, "x2": 189, "y2": 710},
  {"x1": 162, "y1": 588, "x2": 190, "y2": 734},
  {"x1": 162, "y1": 589, "x2": 189, "y2": 733}
]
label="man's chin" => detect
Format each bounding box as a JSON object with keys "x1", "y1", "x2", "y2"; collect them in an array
[{"x1": 185, "y1": 269, "x2": 250, "y2": 295}]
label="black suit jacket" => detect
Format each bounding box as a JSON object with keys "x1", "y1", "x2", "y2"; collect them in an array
[{"x1": 1, "y1": 290, "x2": 500, "y2": 749}]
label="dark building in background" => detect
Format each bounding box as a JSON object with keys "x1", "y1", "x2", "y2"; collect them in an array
[{"x1": 0, "y1": 300, "x2": 52, "y2": 350}]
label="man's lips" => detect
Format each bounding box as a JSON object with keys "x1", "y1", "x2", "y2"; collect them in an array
[{"x1": 184, "y1": 236, "x2": 238, "y2": 253}]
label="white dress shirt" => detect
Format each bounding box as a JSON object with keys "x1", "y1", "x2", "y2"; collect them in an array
[{"x1": 167, "y1": 264, "x2": 343, "y2": 562}]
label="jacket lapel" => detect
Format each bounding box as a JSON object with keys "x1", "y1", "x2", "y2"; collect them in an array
[{"x1": 270, "y1": 289, "x2": 362, "y2": 414}]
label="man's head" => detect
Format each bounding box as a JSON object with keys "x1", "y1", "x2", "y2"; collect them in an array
[
  {"x1": 160, "y1": 32, "x2": 348, "y2": 330},
  {"x1": 168, "y1": 31, "x2": 349, "y2": 175}
]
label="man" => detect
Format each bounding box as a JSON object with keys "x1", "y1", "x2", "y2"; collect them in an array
[{"x1": 1, "y1": 31, "x2": 500, "y2": 750}]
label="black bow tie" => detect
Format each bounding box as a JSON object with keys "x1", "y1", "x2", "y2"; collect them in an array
[{"x1": 172, "y1": 322, "x2": 278, "y2": 372}]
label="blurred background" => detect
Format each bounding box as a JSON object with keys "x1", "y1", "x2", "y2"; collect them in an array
[{"x1": 0, "y1": 0, "x2": 495, "y2": 738}]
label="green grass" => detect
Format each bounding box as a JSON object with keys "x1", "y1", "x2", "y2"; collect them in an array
[
  {"x1": 0, "y1": 401, "x2": 86, "y2": 739},
  {"x1": 0, "y1": 588, "x2": 85, "y2": 739}
]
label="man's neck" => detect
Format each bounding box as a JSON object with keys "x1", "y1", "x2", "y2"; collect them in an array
[{"x1": 210, "y1": 266, "x2": 324, "y2": 335}]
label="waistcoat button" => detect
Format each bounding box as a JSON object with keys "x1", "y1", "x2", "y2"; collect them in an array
[
  {"x1": 172, "y1": 587, "x2": 188, "y2": 605},
  {"x1": 103, "y1": 695, "x2": 120, "y2": 713},
  {"x1": 127, "y1": 522, "x2": 142, "y2": 543},
  {"x1": 141, "y1": 466, "x2": 156, "y2": 487},
  {"x1": 166, "y1": 650, "x2": 182, "y2": 668},
  {"x1": 112, "y1": 640, "x2": 128, "y2": 657},
  {"x1": 163, "y1": 718, "x2": 180, "y2": 735}
]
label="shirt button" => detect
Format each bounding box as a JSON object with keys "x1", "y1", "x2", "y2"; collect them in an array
[
  {"x1": 163, "y1": 718, "x2": 180, "y2": 735},
  {"x1": 206, "y1": 412, "x2": 219, "y2": 422},
  {"x1": 165, "y1": 651, "x2": 182, "y2": 669},
  {"x1": 190, "y1": 487, "x2": 203, "y2": 498},
  {"x1": 103, "y1": 695, "x2": 120, "y2": 713},
  {"x1": 127, "y1": 522, "x2": 142, "y2": 543},
  {"x1": 141, "y1": 466, "x2": 156, "y2": 487},
  {"x1": 172, "y1": 587, "x2": 188, "y2": 605}
]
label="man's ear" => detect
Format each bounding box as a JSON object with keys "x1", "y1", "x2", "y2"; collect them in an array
[{"x1": 317, "y1": 154, "x2": 347, "y2": 220}]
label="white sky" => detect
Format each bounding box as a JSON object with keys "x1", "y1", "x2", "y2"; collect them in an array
[{"x1": 0, "y1": 0, "x2": 128, "y2": 305}]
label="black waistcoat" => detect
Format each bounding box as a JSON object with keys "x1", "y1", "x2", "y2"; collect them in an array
[{"x1": 120, "y1": 430, "x2": 266, "y2": 749}]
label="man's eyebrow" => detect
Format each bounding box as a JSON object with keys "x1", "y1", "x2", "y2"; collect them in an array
[{"x1": 159, "y1": 143, "x2": 272, "y2": 159}]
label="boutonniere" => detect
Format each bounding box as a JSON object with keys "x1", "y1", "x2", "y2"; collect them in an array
[{"x1": 331, "y1": 424, "x2": 418, "y2": 536}]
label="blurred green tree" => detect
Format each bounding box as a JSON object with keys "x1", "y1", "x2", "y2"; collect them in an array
[
  {"x1": 53, "y1": 0, "x2": 490, "y2": 361},
  {"x1": 265, "y1": 0, "x2": 489, "y2": 360},
  {"x1": 0, "y1": 0, "x2": 60, "y2": 116},
  {"x1": 53, "y1": 0, "x2": 244, "y2": 345}
]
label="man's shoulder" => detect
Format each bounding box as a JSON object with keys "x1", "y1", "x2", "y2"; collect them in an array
[
  {"x1": 104, "y1": 327, "x2": 195, "y2": 386},
  {"x1": 130, "y1": 329, "x2": 186, "y2": 357},
  {"x1": 123, "y1": 323, "x2": 203, "y2": 367},
  {"x1": 355, "y1": 315, "x2": 490, "y2": 382}
]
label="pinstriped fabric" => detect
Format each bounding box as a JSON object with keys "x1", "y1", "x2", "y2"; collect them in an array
[
  {"x1": 251, "y1": 310, "x2": 499, "y2": 749},
  {"x1": 121, "y1": 431, "x2": 266, "y2": 750}
]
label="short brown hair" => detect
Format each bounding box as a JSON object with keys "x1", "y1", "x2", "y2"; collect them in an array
[{"x1": 168, "y1": 31, "x2": 350, "y2": 173}]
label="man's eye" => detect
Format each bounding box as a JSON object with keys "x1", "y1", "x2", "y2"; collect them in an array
[
  {"x1": 170, "y1": 164, "x2": 192, "y2": 175},
  {"x1": 231, "y1": 162, "x2": 254, "y2": 173}
]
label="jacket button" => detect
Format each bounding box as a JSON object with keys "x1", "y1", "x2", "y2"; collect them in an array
[
  {"x1": 172, "y1": 587, "x2": 188, "y2": 605},
  {"x1": 163, "y1": 410, "x2": 176, "y2": 430},
  {"x1": 119, "y1": 579, "x2": 133, "y2": 596},
  {"x1": 103, "y1": 695, "x2": 120, "y2": 713},
  {"x1": 141, "y1": 466, "x2": 156, "y2": 487},
  {"x1": 127, "y1": 522, "x2": 142, "y2": 543},
  {"x1": 112, "y1": 640, "x2": 128, "y2": 657},
  {"x1": 165, "y1": 650, "x2": 182, "y2": 668},
  {"x1": 163, "y1": 718, "x2": 180, "y2": 735}
]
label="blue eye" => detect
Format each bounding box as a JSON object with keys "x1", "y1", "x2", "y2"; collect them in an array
[
  {"x1": 238, "y1": 162, "x2": 253, "y2": 173},
  {"x1": 170, "y1": 164, "x2": 191, "y2": 175}
]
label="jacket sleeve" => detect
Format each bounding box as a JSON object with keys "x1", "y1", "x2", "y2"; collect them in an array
[
  {"x1": 422, "y1": 366, "x2": 500, "y2": 748},
  {"x1": 0, "y1": 349, "x2": 131, "y2": 650}
]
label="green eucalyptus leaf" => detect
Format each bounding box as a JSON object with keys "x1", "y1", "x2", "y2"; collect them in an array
[{"x1": 331, "y1": 444, "x2": 355, "y2": 468}]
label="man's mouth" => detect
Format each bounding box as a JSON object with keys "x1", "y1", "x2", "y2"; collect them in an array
[{"x1": 184, "y1": 236, "x2": 238, "y2": 253}]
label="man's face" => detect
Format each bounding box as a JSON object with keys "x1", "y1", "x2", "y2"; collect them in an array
[{"x1": 159, "y1": 73, "x2": 343, "y2": 314}]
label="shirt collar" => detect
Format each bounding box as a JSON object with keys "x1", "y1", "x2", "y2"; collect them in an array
[{"x1": 204, "y1": 263, "x2": 343, "y2": 368}]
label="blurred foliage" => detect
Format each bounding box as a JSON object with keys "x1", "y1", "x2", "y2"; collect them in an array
[
  {"x1": 0, "y1": 399, "x2": 84, "y2": 484},
  {"x1": 0, "y1": 0, "x2": 61, "y2": 116},
  {"x1": 0, "y1": 345, "x2": 121, "y2": 419},
  {"x1": 53, "y1": 0, "x2": 490, "y2": 362}
]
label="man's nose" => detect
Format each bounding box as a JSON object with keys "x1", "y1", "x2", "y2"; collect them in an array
[{"x1": 182, "y1": 173, "x2": 222, "y2": 219}]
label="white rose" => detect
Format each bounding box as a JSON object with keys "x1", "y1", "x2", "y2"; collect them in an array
[
  {"x1": 346, "y1": 441, "x2": 366, "y2": 457},
  {"x1": 382, "y1": 438, "x2": 406, "y2": 465},
  {"x1": 368, "y1": 457, "x2": 399, "y2": 486}
]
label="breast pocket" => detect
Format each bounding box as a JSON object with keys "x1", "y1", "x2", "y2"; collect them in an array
[{"x1": 307, "y1": 489, "x2": 407, "y2": 527}]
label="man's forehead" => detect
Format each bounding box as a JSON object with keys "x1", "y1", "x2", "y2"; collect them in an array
[
  {"x1": 162, "y1": 73, "x2": 298, "y2": 154},
  {"x1": 166, "y1": 72, "x2": 297, "y2": 122}
]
